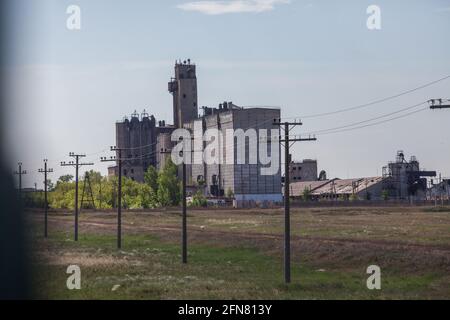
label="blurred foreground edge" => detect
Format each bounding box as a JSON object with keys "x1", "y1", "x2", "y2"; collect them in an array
[{"x1": 0, "y1": 0, "x2": 30, "y2": 300}]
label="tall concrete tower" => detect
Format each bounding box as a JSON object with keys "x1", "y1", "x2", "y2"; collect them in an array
[{"x1": 168, "y1": 59, "x2": 198, "y2": 128}]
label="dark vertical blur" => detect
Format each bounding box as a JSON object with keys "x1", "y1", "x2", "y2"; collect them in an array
[{"x1": 0, "y1": 1, "x2": 30, "y2": 300}]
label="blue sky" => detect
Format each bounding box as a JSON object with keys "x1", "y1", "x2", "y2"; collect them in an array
[{"x1": 4, "y1": 0, "x2": 450, "y2": 188}]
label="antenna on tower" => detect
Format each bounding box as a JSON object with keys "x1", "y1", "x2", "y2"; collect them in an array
[
  {"x1": 131, "y1": 110, "x2": 139, "y2": 119},
  {"x1": 141, "y1": 109, "x2": 149, "y2": 119}
]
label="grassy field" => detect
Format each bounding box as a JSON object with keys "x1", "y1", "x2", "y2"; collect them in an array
[{"x1": 28, "y1": 206, "x2": 450, "y2": 300}]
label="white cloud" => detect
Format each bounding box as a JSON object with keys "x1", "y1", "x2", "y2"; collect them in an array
[{"x1": 177, "y1": 0, "x2": 290, "y2": 15}]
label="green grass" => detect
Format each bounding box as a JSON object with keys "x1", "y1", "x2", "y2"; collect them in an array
[{"x1": 31, "y1": 232, "x2": 447, "y2": 300}]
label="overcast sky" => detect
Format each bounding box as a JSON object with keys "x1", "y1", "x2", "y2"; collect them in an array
[{"x1": 4, "y1": 0, "x2": 450, "y2": 188}]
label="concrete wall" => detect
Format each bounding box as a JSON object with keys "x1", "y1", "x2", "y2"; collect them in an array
[
  {"x1": 184, "y1": 107, "x2": 282, "y2": 202},
  {"x1": 115, "y1": 114, "x2": 157, "y2": 182},
  {"x1": 156, "y1": 131, "x2": 173, "y2": 171},
  {"x1": 169, "y1": 62, "x2": 198, "y2": 127},
  {"x1": 232, "y1": 108, "x2": 281, "y2": 198},
  {"x1": 289, "y1": 160, "x2": 318, "y2": 182}
]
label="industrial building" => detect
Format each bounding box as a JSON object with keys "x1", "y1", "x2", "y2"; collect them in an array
[
  {"x1": 108, "y1": 111, "x2": 157, "y2": 182},
  {"x1": 111, "y1": 59, "x2": 283, "y2": 205},
  {"x1": 290, "y1": 177, "x2": 387, "y2": 201},
  {"x1": 184, "y1": 103, "x2": 282, "y2": 205},
  {"x1": 168, "y1": 59, "x2": 199, "y2": 128},
  {"x1": 289, "y1": 150, "x2": 437, "y2": 201},
  {"x1": 289, "y1": 159, "x2": 318, "y2": 182},
  {"x1": 109, "y1": 112, "x2": 175, "y2": 182},
  {"x1": 428, "y1": 178, "x2": 450, "y2": 201},
  {"x1": 382, "y1": 151, "x2": 436, "y2": 200}
]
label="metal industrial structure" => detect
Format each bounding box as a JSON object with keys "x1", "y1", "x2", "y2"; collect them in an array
[
  {"x1": 382, "y1": 151, "x2": 436, "y2": 200},
  {"x1": 288, "y1": 150, "x2": 438, "y2": 201},
  {"x1": 428, "y1": 177, "x2": 450, "y2": 202}
]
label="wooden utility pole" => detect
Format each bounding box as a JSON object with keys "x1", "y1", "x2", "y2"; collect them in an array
[
  {"x1": 38, "y1": 159, "x2": 53, "y2": 238},
  {"x1": 273, "y1": 119, "x2": 317, "y2": 284},
  {"x1": 101, "y1": 147, "x2": 124, "y2": 249},
  {"x1": 61, "y1": 153, "x2": 94, "y2": 242},
  {"x1": 161, "y1": 147, "x2": 188, "y2": 264},
  {"x1": 14, "y1": 162, "x2": 27, "y2": 199}
]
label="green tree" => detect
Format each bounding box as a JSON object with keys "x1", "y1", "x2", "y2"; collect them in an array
[
  {"x1": 144, "y1": 165, "x2": 159, "y2": 193},
  {"x1": 58, "y1": 175, "x2": 74, "y2": 183},
  {"x1": 46, "y1": 179, "x2": 55, "y2": 192},
  {"x1": 85, "y1": 170, "x2": 102, "y2": 184},
  {"x1": 122, "y1": 177, "x2": 142, "y2": 209},
  {"x1": 157, "y1": 160, "x2": 181, "y2": 207},
  {"x1": 139, "y1": 184, "x2": 158, "y2": 209},
  {"x1": 302, "y1": 187, "x2": 312, "y2": 201}
]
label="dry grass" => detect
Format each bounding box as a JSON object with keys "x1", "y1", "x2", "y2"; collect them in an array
[{"x1": 28, "y1": 205, "x2": 450, "y2": 299}]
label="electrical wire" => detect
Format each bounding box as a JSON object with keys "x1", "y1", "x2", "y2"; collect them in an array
[
  {"x1": 299, "y1": 75, "x2": 450, "y2": 119},
  {"x1": 303, "y1": 101, "x2": 428, "y2": 135},
  {"x1": 314, "y1": 106, "x2": 429, "y2": 136}
]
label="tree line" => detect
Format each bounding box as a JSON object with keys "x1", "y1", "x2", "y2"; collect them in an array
[{"x1": 24, "y1": 160, "x2": 187, "y2": 210}]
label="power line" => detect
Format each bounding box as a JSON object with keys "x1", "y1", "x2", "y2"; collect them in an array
[
  {"x1": 112, "y1": 140, "x2": 158, "y2": 151},
  {"x1": 299, "y1": 75, "x2": 450, "y2": 119},
  {"x1": 314, "y1": 106, "x2": 429, "y2": 136},
  {"x1": 234, "y1": 74, "x2": 448, "y2": 127},
  {"x1": 303, "y1": 101, "x2": 427, "y2": 135}
]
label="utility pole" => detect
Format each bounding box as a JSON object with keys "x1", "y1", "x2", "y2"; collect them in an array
[
  {"x1": 429, "y1": 99, "x2": 450, "y2": 109},
  {"x1": 38, "y1": 159, "x2": 53, "y2": 238},
  {"x1": 61, "y1": 153, "x2": 94, "y2": 242},
  {"x1": 14, "y1": 162, "x2": 27, "y2": 199},
  {"x1": 182, "y1": 159, "x2": 187, "y2": 264},
  {"x1": 430, "y1": 99, "x2": 450, "y2": 207},
  {"x1": 161, "y1": 146, "x2": 188, "y2": 264},
  {"x1": 440, "y1": 173, "x2": 444, "y2": 207},
  {"x1": 273, "y1": 118, "x2": 317, "y2": 284},
  {"x1": 101, "y1": 147, "x2": 124, "y2": 249}
]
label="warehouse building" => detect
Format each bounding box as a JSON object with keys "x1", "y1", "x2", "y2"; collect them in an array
[{"x1": 290, "y1": 177, "x2": 387, "y2": 201}]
